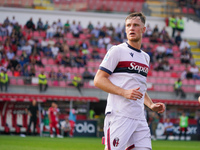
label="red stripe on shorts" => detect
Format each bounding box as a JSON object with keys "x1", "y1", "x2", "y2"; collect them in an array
[
  {"x1": 126, "y1": 144, "x2": 135, "y2": 150},
  {"x1": 107, "y1": 128, "x2": 111, "y2": 150}
]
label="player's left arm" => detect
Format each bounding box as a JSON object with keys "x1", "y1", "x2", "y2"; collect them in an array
[{"x1": 144, "y1": 92, "x2": 165, "y2": 113}]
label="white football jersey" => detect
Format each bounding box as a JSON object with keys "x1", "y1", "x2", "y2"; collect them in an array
[{"x1": 99, "y1": 42, "x2": 150, "y2": 120}]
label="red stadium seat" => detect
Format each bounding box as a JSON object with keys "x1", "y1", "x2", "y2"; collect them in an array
[
  {"x1": 47, "y1": 58, "x2": 55, "y2": 65},
  {"x1": 59, "y1": 80, "x2": 66, "y2": 87}
]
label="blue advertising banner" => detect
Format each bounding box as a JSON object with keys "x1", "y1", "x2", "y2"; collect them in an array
[{"x1": 74, "y1": 120, "x2": 97, "y2": 137}]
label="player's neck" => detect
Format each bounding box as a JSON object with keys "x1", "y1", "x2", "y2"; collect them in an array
[{"x1": 127, "y1": 40, "x2": 141, "y2": 50}]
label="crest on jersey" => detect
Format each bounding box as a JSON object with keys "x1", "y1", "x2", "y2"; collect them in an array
[
  {"x1": 113, "y1": 137, "x2": 119, "y2": 147},
  {"x1": 129, "y1": 52, "x2": 134, "y2": 57}
]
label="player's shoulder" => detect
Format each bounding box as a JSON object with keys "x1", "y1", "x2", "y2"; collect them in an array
[
  {"x1": 108, "y1": 42, "x2": 126, "y2": 52},
  {"x1": 141, "y1": 49, "x2": 150, "y2": 58}
]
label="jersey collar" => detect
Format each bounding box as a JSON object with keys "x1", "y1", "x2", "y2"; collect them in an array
[{"x1": 126, "y1": 42, "x2": 141, "y2": 53}]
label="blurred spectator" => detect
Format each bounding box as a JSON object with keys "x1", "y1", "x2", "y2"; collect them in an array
[
  {"x1": 70, "y1": 40, "x2": 80, "y2": 54},
  {"x1": 57, "y1": 19, "x2": 63, "y2": 28},
  {"x1": 156, "y1": 43, "x2": 166, "y2": 54},
  {"x1": 30, "y1": 51, "x2": 44, "y2": 67},
  {"x1": 54, "y1": 27, "x2": 64, "y2": 38},
  {"x1": 43, "y1": 44, "x2": 53, "y2": 57},
  {"x1": 51, "y1": 43, "x2": 59, "y2": 59},
  {"x1": 46, "y1": 26, "x2": 54, "y2": 39},
  {"x1": 43, "y1": 21, "x2": 49, "y2": 31},
  {"x1": 6, "y1": 49, "x2": 15, "y2": 60},
  {"x1": 3, "y1": 17, "x2": 10, "y2": 27},
  {"x1": 180, "y1": 49, "x2": 191, "y2": 64},
  {"x1": 41, "y1": 37, "x2": 48, "y2": 49},
  {"x1": 91, "y1": 46, "x2": 101, "y2": 60},
  {"x1": 69, "y1": 73, "x2": 83, "y2": 95},
  {"x1": 179, "y1": 39, "x2": 191, "y2": 51},
  {"x1": 82, "y1": 67, "x2": 94, "y2": 80},
  {"x1": 62, "y1": 41, "x2": 70, "y2": 53},
  {"x1": 189, "y1": 64, "x2": 200, "y2": 79},
  {"x1": 21, "y1": 42, "x2": 32, "y2": 55},
  {"x1": 87, "y1": 21, "x2": 94, "y2": 32},
  {"x1": 179, "y1": 112, "x2": 189, "y2": 140},
  {"x1": 25, "y1": 17, "x2": 35, "y2": 31},
  {"x1": 61, "y1": 118, "x2": 71, "y2": 137},
  {"x1": 169, "y1": 14, "x2": 177, "y2": 37},
  {"x1": 6, "y1": 23, "x2": 13, "y2": 36},
  {"x1": 145, "y1": 24, "x2": 152, "y2": 37},
  {"x1": 22, "y1": 64, "x2": 30, "y2": 77},
  {"x1": 57, "y1": 69, "x2": 64, "y2": 81},
  {"x1": 77, "y1": 21, "x2": 83, "y2": 34},
  {"x1": 162, "y1": 32, "x2": 173, "y2": 44},
  {"x1": 0, "y1": 68, "x2": 8, "y2": 92},
  {"x1": 163, "y1": 59, "x2": 172, "y2": 71},
  {"x1": 150, "y1": 32, "x2": 159, "y2": 43},
  {"x1": 48, "y1": 37, "x2": 55, "y2": 47},
  {"x1": 37, "y1": 18, "x2": 44, "y2": 31},
  {"x1": 81, "y1": 39, "x2": 88, "y2": 49},
  {"x1": 165, "y1": 45, "x2": 174, "y2": 57},
  {"x1": 181, "y1": 67, "x2": 193, "y2": 80},
  {"x1": 70, "y1": 20, "x2": 79, "y2": 38},
  {"x1": 74, "y1": 52, "x2": 85, "y2": 68},
  {"x1": 32, "y1": 42, "x2": 41, "y2": 55},
  {"x1": 174, "y1": 78, "x2": 186, "y2": 98},
  {"x1": 61, "y1": 53, "x2": 72, "y2": 67},
  {"x1": 38, "y1": 70, "x2": 48, "y2": 92},
  {"x1": 63, "y1": 69, "x2": 71, "y2": 81},
  {"x1": 0, "y1": 24, "x2": 8, "y2": 39},
  {"x1": 29, "y1": 65, "x2": 36, "y2": 77},
  {"x1": 164, "y1": 118, "x2": 174, "y2": 140},
  {"x1": 11, "y1": 16, "x2": 17, "y2": 25},
  {"x1": 49, "y1": 68, "x2": 57, "y2": 81},
  {"x1": 64, "y1": 20, "x2": 70, "y2": 33},
  {"x1": 7, "y1": 56, "x2": 20, "y2": 73},
  {"x1": 96, "y1": 21, "x2": 102, "y2": 30},
  {"x1": 177, "y1": 16, "x2": 184, "y2": 32},
  {"x1": 175, "y1": 32, "x2": 182, "y2": 46}
]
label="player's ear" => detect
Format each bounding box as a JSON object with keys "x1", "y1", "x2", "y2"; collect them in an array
[{"x1": 142, "y1": 26, "x2": 146, "y2": 34}]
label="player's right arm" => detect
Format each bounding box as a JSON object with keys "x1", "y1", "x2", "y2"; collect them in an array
[{"x1": 94, "y1": 69, "x2": 143, "y2": 100}]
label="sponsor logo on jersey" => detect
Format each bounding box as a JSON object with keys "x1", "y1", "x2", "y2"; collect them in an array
[
  {"x1": 113, "y1": 137, "x2": 119, "y2": 147},
  {"x1": 114, "y1": 61, "x2": 149, "y2": 77},
  {"x1": 128, "y1": 62, "x2": 148, "y2": 74}
]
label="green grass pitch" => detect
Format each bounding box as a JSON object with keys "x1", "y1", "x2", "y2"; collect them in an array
[{"x1": 0, "y1": 135, "x2": 200, "y2": 150}]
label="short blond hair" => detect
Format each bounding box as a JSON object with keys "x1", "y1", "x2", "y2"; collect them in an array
[{"x1": 125, "y1": 12, "x2": 146, "y2": 24}]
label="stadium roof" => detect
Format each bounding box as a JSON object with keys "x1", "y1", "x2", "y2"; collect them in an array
[{"x1": 0, "y1": 93, "x2": 99, "y2": 103}]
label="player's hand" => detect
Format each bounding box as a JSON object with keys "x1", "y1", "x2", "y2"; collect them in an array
[
  {"x1": 150, "y1": 103, "x2": 165, "y2": 113},
  {"x1": 123, "y1": 87, "x2": 143, "y2": 100}
]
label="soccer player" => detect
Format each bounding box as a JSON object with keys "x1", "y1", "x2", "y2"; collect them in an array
[
  {"x1": 94, "y1": 12, "x2": 165, "y2": 150},
  {"x1": 26, "y1": 99, "x2": 38, "y2": 135},
  {"x1": 48, "y1": 102, "x2": 63, "y2": 138}
]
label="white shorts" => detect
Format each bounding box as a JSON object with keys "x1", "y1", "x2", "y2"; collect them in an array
[{"x1": 104, "y1": 113, "x2": 152, "y2": 150}]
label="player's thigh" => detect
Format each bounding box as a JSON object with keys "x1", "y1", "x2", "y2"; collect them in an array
[
  {"x1": 127, "y1": 120, "x2": 151, "y2": 149},
  {"x1": 104, "y1": 115, "x2": 136, "y2": 150}
]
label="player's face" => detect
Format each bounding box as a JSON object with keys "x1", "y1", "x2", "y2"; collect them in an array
[{"x1": 125, "y1": 17, "x2": 146, "y2": 42}]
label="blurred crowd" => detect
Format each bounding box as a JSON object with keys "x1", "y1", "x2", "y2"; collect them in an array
[{"x1": 0, "y1": 15, "x2": 199, "y2": 89}]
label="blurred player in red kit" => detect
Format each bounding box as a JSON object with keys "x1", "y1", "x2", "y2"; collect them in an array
[{"x1": 48, "y1": 102, "x2": 63, "y2": 138}]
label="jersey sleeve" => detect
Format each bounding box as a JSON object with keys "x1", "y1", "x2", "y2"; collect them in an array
[{"x1": 99, "y1": 46, "x2": 120, "y2": 75}]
